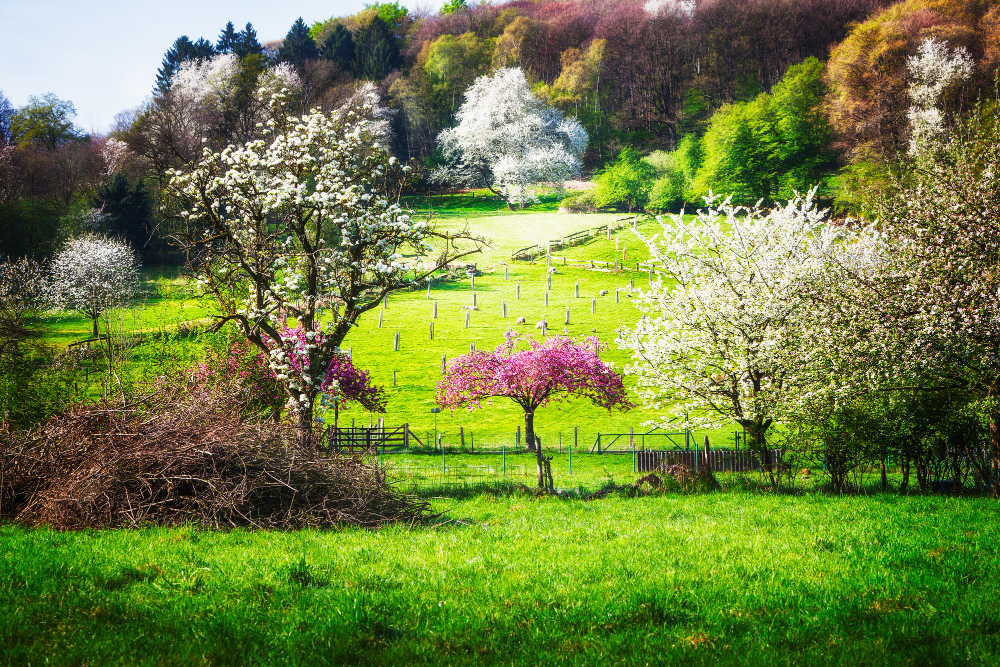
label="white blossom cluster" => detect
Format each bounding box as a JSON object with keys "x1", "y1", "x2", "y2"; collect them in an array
[
  {"x1": 906, "y1": 37, "x2": 973, "y2": 155},
  {"x1": 644, "y1": 0, "x2": 696, "y2": 20},
  {"x1": 48, "y1": 234, "x2": 141, "y2": 327},
  {"x1": 431, "y1": 67, "x2": 588, "y2": 206},
  {"x1": 618, "y1": 190, "x2": 877, "y2": 434},
  {"x1": 165, "y1": 84, "x2": 423, "y2": 420}
]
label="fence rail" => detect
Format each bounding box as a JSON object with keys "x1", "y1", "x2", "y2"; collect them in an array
[
  {"x1": 636, "y1": 449, "x2": 785, "y2": 473},
  {"x1": 510, "y1": 216, "x2": 642, "y2": 261}
]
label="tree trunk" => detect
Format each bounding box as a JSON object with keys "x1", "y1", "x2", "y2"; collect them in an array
[
  {"x1": 990, "y1": 408, "x2": 1000, "y2": 497},
  {"x1": 525, "y1": 410, "x2": 544, "y2": 489},
  {"x1": 295, "y1": 402, "x2": 315, "y2": 451},
  {"x1": 92, "y1": 316, "x2": 99, "y2": 338}
]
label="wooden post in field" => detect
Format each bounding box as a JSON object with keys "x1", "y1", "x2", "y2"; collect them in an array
[
  {"x1": 545, "y1": 291, "x2": 549, "y2": 306},
  {"x1": 429, "y1": 323, "x2": 434, "y2": 339},
  {"x1": 471, "y1": 274, "x2": 475, "y2": 290},
  {"x1": 465, "y1": 311, "x2": 470, "y2": 328},
  {"x1": 704, "y1": 435, "x2": 711, "y2": 453},
  {"x1": 348, "y1": 347, "x2": 352, "y2": 360},
  {"x1": 574, "y1": 282, "x2": 579, "y2": 298},
  {"x1": 473, "y1": 292, "x2": 477, "y2": 307},
  {"x1": 616, "y1": 237, "x2": 619, "y2": 252},
  {"x1": 441, "y1": 353, "x2": 446, "y2": 374},
  {"x1": 547, "y1": 274, "x2": 552, "y2": 289},
  {"x1": 426, "y1": 282, "x2": 431, "y2": 299},
  {"x1": 502, "y1": 301, "x2": 507, "y2": 318},
  {"x1": 383, "y1": 294, "x2": 388, "y2": 309},
  {"x1": 565, "y1": 307, "x2": 570, "y2": 325},
  {"x1": 574, "y1": 426, "x2": 578, "y2": 450},
  {"x1": 517, "y1": 281, "x2": 521, "y2": 299},
  {"x1": 630, "y1": 278, "x2": 634, "y2": 289},
  {"x1": 622, "y1": 247, "x2": 626, "y2": 263},
  {"x1": 615, "y1": 288, "x2": 620, "y2": 303},
  {"x1": 505, "y1": 265, "x2": 509, "y2": 280},
  {"x1": 470, "y1": 341, "x2": 475, "y2": 352},
  {"x1": 393, "y1": 370, "x2": 397, "y2": 386},
  {"x1": 460, "y1": 426, "x2": 465, "y2": 447},
  {"x1": 433, "y1": 300, "x2": 438, "y2": 318},
  {"x1": 517, "y1": 425, "x2": 521, "y2": 448},
  {"x1": 591, "y1": 298, "x2": 596, "y2": 314},
  {"x1": 648, "y1": 268, "x2": 653, "y2": 282},
  {"x1": 378, "y1": 310, "x2": 383, "y2": 328},
  {"x1": 393, "y1": 332, "x2": 399, "y2": 351}
]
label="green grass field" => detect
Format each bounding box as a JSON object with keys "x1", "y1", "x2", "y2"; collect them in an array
[{"x1": 3, "y1": 492, "x2": 999, "y2": 666}]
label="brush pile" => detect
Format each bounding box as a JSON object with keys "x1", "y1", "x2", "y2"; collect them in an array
[{"x1": 0, "y1": 390, "x2": 430, "y2": 529}]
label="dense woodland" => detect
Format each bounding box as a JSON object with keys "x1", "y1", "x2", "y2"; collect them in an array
[{"x1": 3, "y1": 0, "x2": 1000, "y2": 261}]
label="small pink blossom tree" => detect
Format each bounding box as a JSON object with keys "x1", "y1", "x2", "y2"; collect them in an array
[{"x1": 436, "y1": 334, "x2": 632, "y2": 488}]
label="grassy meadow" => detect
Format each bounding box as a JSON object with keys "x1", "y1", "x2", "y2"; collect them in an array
[{"x1": 3, "y1": 492, "x2": 999, "y2": 666}]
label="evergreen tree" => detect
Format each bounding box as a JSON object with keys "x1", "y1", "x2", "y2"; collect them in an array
[
  {"x1": 216, "y1": 21, "x2": 238, "y2": 54},
  {"x1": 276, "y1": 17, "x2": 319, "y2": 72},
  {"x1": 0, "y1": 90, "x2": 13, "y2": 145},
  {"x1": 234, "y1": 23, "x2": 264, "y2": 59},
  {"x1": 156, "y1": 36, "x2": 215, "y2": 93},
  {"x1": 354, "y1": 16, "x2": 401, "y2": 81},
  {"x1": 91, "y1": 175, "x2": 154, "y2": 257},
  {"x1": 320, "y1": 24, "x2": 356, "y2": 74}
]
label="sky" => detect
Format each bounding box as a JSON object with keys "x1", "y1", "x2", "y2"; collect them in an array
[{"x1": 0, "y1": 0, "x2": 444, "y2": 135}]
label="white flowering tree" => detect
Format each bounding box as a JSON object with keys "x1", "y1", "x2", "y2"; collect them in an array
[
  {"x1": 165, "y1": 85, "x2": 484, "y2": 446},
  {"x1": 906, "y1": 37, "x2": 973, "y2": 155},
  {"x1": 431, "y1": 67, "x2": 587, "y2": 208},
  {"x1": 617, "y1": 191, "x2": 869, "y2": 485},
  {"x1": 49, "y1": 234, "x2": 141, "y2": 338}
]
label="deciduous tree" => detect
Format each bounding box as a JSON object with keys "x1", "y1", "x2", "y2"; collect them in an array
[{"x1": 437, "y1": 333, "x2": 631, "y2": 488}]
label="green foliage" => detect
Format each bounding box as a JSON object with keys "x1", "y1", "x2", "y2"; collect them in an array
[
  {"x1": 9, "y1": 94, "x2": 80, "y2": 149},
  {"x1": 440, "y1": 0, "x2": 467, "y2": 15},
  {"x1": 688, "y1": 57, "x2": 834, "y2": 206},
  {"x1": 423, "y1": 32, "x2": 493, "y2": 120},
  {"x1": 592, "y1": 148, "x2": 655, "y2": 212},
  {"x1": 364, "y1": 2, "x2": 409, "y2": 29}
]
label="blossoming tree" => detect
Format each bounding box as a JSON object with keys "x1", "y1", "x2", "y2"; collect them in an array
[
  {"x1": 617, "y1": 191, "x2": 872, "y2": 486},
  {"x1": 48, "y1": 234, "x2": 140, "y2": 338},
  {"x1": 436, "y1": 334, "x2": 632, "y2": 488},
  {"x1": 165, "y1": 85, "x2": 482, "y2": 446},
  {"x1": 431, "y1": 67, "x2": 588, "y2": 208}
]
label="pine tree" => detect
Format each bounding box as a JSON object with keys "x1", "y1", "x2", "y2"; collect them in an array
[
  {"x1": 216, "y1": 21, "x2": 238, "y2": 54},
  {"x1": 155, "y1": 35, "x2": 215, "y2": 93},
  {"x1": 320, "y1": 24, "x2": 356, "y2": 74},
  {"x1": 354, "y1": 16, "x2": 401, "y2": 81},
  {"x1": 234, "y1": 23, "x2": 264, "y2": 59},
  {"x1": 276, "y1": 17, "x2": 319, "y2": 72},
  {"x1": 91, "y1": 175, "x2": 154, "y2": 257}
]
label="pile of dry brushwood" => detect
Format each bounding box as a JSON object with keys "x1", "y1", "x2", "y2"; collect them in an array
[{"x1": 0, "y1": 389, "x2": 430, "y2": 529}]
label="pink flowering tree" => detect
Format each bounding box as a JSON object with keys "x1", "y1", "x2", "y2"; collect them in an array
[
  {"x1": 189, "y1": 325, "x2": 386, "y2": 431},
  {"x1": 436, "y1": 334, "x2": 632, "y2": 488}
]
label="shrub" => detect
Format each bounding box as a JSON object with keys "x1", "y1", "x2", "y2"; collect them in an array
[{"x1": 592, "y1": 147, "x2": 655, "y2": 212}]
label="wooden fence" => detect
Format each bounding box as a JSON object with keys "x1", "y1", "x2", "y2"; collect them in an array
[
  {"x1": 320, "y1": 423, "x2": 424, "y2": 454},
  {"x1": 636, "y1": 449, "x2": 785, "y2": 473},
  {"x1": 510, "y1": 216, "x2": 640, "y2": 261}
]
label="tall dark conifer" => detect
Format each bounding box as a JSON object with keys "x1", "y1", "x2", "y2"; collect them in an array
[
  {"x1": 216, "y1": 21, "x2": 238, "y2": 53},
  {"x1": 234, "y1": 23, "x2": 264, "y2": 59},
  {"x1": 155, "y1": 36, "x2": 215, "y2": 92},
  {"x1": 354, "y1": 16, "x2": 401, "y2": 81},
  {"x1": 276, "y1": 17, "x2": 319, "y2": 72},
  {"x1": 320, "y1": 24, "x2": 356, "y2": 75}
]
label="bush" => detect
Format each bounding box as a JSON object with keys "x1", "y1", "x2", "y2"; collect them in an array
[{"x1": 592, "y1": 148, "x2": 655, "y2": 212}]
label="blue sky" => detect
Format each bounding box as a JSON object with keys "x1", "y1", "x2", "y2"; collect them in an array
[{"x1": 0, "y1": 0, "x2": 443, "y2": 134}]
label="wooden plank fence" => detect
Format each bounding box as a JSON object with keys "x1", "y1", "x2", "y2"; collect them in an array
[
  {"x1": 636, "y1": 449, "x2": 784, "y2": 473},
  {"x1": 320, "y1": 423, "x2": 424, "y2": 454},
  {"x1": 510, "y1": 216, "x2": 640, "y2": 261}
]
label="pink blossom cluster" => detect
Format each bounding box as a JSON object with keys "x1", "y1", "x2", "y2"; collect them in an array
[{"x1": 436, "y1": 333, "x2": 632, "y2": 414}]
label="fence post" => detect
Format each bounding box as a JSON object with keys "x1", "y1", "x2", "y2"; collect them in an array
[
  {"x1": 574, "y1": 426, "x2": 578, "y2": 451},
  {"x1": 568, "y1": 433, "x2": 573, "y2": 475},
  {"x1": 632, "y1": 435, "x2": 636, "y2": 473},
  {"x1": 516, "y1": 425, "x2": 521, "y2": 448},
  {"x1": 694, "y1": 443, "x2": 699, "y2": 474},
  {"x1": 517, "y1": 281, "x2": 521, "y2": 299},
  {"x1": 442, "y1": 442, "x2": 446, "y2": 475},
  {"x1": 505, "y1": 265, "x2": 509, "y2": 280},
  {"x1": 378, "y1": 310, "x2": 383, "y2": 328},
  {"x1": 685, "y1": 429, "x2": 690, "y2": 451},
  {"x1": 502, "y1": 442, "x2": 506, "y2": 475}
]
